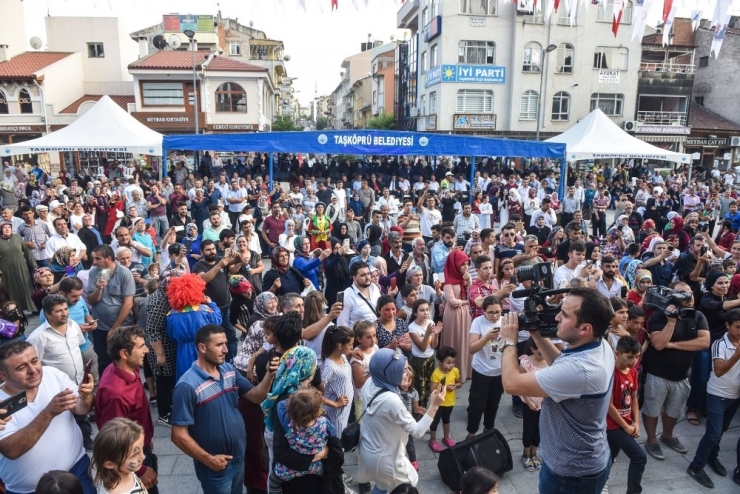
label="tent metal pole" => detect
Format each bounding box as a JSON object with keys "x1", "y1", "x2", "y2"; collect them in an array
[
  {"x1": 269, "y1": 153, "x2": 274, "y2": 190},
  {"x1": 470, "y1": 156, "x2": 475, "y2": 203},
  {"x1": 161, "y1": 149, "x2": 166, "y2": 180},
  {"x1": 559, "y1": 151, "x2": 567, "y2": 198}
]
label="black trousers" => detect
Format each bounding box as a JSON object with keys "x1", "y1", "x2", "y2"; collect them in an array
[
  {"x1": 92, "y1": 329, "x2": 112, "y2": 376},
  {"x1": 521, "y1": 405, "x2": 541, "y2": 448},
  {"x1": 156, "y1": 374, "x2": 175, "y2": 418},
  {"x1": 430, "y1": 405, "x2": 454, "y2": 432},
  {"x1": 466, "y1": 370, "x2": 503, "y2": 434}
]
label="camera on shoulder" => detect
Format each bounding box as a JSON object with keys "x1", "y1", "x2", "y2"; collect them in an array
[
  {"x1": 643, "y1": 286, "x2": 694, "y2": 319},
  {"x1": 512, "y1": 262, "x2": 569, "y2": 338}
]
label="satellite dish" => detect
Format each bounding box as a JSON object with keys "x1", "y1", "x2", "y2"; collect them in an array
[
  {"x1": 29, "y1": 37, "x2": 42, "y2": 50},
  {"x1": 167, "y1": 34, "x2": 182, "y2": 50},
  {"x1": 249, "y1": 20, "x2": 254, "y2": 27},
  {"x1": 283, "y1": 55, "x2": 291, "y2": 62},
  {"x1": 152, "y1": 35, "x2": 167, "y2": 50}
]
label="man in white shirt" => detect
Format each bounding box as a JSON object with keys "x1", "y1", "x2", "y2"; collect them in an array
[
  {"x1": 45, "y1": 218, "x2": 86, "y2": 265},
  {"x1": 416, "y1": 189, "x2": 442, "y2": 243},
  {"x1": 225, "y1": 179, "x2": 248, "y2": 228},
  {"x1": 530, "y1": 198, "x2": 558, "y2": 228},
  {"x1": 0, "y1": 340, "x2": 95, "y2": 493},
  {"x1": 332, "y1": 181, "x2": 347, "y2": 210},
  {"x1": 595, "y1": 255, "x2": 624, "y2": 298},
  {"x1": 122, "y1": 176, "x2": 144, "y2": 204},
  {"x1": 553, "y1": 242, "x2": 590, "y2": 289},
  {"x1": 337, "y1": 261, "x2": 381, "y2": 328},
  {"x1": 376, "y1": 188, "x2": 401, "y2": 215}
]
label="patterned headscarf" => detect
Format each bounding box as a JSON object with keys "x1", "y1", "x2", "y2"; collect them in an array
[
  {"x1": 271, "y1": 246, "x2": 290, "y2": 274},
  {"x1": 185, "y1": 223, "x2": 199, "y2": 241},
  {"x1": 624, "y1": 259, "x2": 644, "y2": 289},
  {"x1": 53, "y1": 246, "x2": 75, "y2": 267},
  {"x1": 293, "y1": 235, "x2": 309, "y2": 259},
  {"x1": 228, "y1": 274, "x2": 253, "y2": 296},
  {"x1": 633, "y1": 270, "x2": 652, "y2": 293},
  {"x1": 158, "y1": 266, "x2": 184, "y2": 291},
  {"x1": 33, "y1": 266, "x2": 52, "y2": 288},
  {"x1": 262, "y1": 346, "x2": 317, "y2": 432},
  {"x1": 253, "y1": 291, "x2": 277, "y2": 318},
  {"x1": 406, "y1": 264, "x2": 423, "y2": 283}
]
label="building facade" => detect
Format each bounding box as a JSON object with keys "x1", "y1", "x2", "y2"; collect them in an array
[
  {"x1": 395, "y1": 0, "x2": 642, "y2": 137},
  {"x1": 329, "y1": 47, "x2": 375, "y2": 129},
  {"x1": 371, "y1": 43, "x2": 396, "y2": 118}
]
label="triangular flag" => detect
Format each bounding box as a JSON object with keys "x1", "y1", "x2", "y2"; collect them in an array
[
  {"x1": 662, "y1": 0, "x2": 673, "y2": 22},
  {"x1": 711, "y1": 14, "x2": 731, "y2": 58},
  {"x1": 331, "y1": 0, "x2": 338, "y2": 10},
  {"x1": 612, "y1": 0, "x2": 624, "y2": 36},
  {"x1": 545, "y1": 0, "x2": 555, "y2": 21},
  {"x1": 632, "y1": 0, "x2": 652, "y2": 40},
  {"x1": 662, "y1": 6, "x2": 677, "y2": 46},
  {"x1": 710, "y1": 0, "x2": 731, "y2": 27},
  {"x1": 554, "y1": 0, "x2": 561, "y2": 12},
  {"x1": 298, "y1": 0, "x2": 307, "y2": 11},
  {"x1": 691, "y1": 9, "x2": 702, "y2": 30}
]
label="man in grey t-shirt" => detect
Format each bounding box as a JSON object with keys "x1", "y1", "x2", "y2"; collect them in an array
[
  {"x1": 87, "y1": 244, "x2": 135, "y2": 375},
  {"x1": 500, "y1": 287, "x2": 615, "y2": 494}
]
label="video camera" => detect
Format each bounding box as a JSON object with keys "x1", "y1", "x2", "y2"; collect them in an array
[
  {"x1": 512, "y1": 262, "x2": 570, "y2": 338},
  {"x1": 643, "y1": 286, "x2": 695, "y2": 319}
]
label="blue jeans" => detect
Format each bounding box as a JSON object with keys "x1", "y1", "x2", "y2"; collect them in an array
[
  {"x1": 193, "y1": 455, "x2": 245, "y2": 494},
  {"x1": 372, "y1": 487, "x2": 387, "y2": 494},
  {"x1": 150, "y1": 215, "x2": 169, "y2": 243},
  {"x1": 219, "y1": 307, "x2": 238, "y2": 362},
  {"x1": 539, "y1": 460, "x2": 611, "y2": 494},
  {"x1": 607, "y1": 428, "x2": 646, "y2": 494},
  {"x1": 691, "y1": 393, "x2": 740, "y2": 470},
  {"x1": 687, "y1": 348, "x2": 711, "y2": 413}
]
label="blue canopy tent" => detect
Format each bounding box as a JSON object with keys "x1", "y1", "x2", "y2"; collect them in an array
[{"x1": 162, "y1": 130, "x2": 568, "y2": 197}]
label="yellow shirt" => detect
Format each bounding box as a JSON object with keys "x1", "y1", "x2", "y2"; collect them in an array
[{"x1": 430, "y1": 367, "x2": 460, "y2": 407}]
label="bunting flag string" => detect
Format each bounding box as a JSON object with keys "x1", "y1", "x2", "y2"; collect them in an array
[
  {"x1": 662, "y1": 5, "x2": 678, "y2": 45},
  {"x1": 612, "y1": 0, "x2": 624, "y2": 36},
  {"x1": 631, "y1": 0, "x2": 653, "y2": 40},
  {"x1": 711, "y1": 13, "x2": 731, "y2": 57},
  {"x1": 710, "y1": 0, "x2": 731, "y2": 26},
  {"x1": 662, "y1": 0, "x2": 673, "y2": 22},
  {"x1": 331, "y1": 0, "x2": 339, "y2": 10},
  {"x1": 690, "y1": 9, "x2": 702, "y2": 29}
]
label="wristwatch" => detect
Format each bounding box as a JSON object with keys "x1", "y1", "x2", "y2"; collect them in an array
[{"x1": 497, "y1": 339, "x2": 517, "y2": 352}]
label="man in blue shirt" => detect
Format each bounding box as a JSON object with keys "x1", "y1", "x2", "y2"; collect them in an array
[
  {"x1": 171, "y1": 324, "x2": 277, "y2": 494},
  {"x1": 725, "y1": 202, "x2": 740, "y2": 232}
]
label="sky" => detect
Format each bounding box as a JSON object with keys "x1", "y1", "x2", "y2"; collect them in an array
[
  {"x1": 21, "y1": 0, "x2": 406, "y2": 106},
  {"x1": 18, "y1": 0, "x2": 740, "y2": 107}
]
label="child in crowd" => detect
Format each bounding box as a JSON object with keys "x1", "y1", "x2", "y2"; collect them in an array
[
  {"x1": 91, "y1": 418, "x2": 148, "y2": 494},
  {"x1": 246, "y1": 316, "x2": 279, "y2": 382},
  {"x1": 429, "y1": 345, "x2": 461, "y2": 452},
  {"x1": 687, "y1": 309, "x2": 740, "y2": 488},
  {"x1": 270, "y1": 388, "x2": 337, "y2": 494},
  {"x1": 397, "y1": 284, "x2": 418, "y2": 323},
  {"x1": 321, "y1": 325, "x2": 354, "y2": 434},
  {"x1": 607, "y1": 297, "x2": 630, "y2": 350},
  {"x1": 399, "y1": 368, "x2": 426, "y2": 472},
  {"x1": 350, "y1": 321, "x2": 378, "y2": 419},
  {"x1": 146, "y1": 262, "x2": 159, "y2": 279},
  {"x1": 461, "y1": 466, "x2": 499, "y2": 494},
  {"x1": 606, "y1": 336, "x2": 646, "y2": 494},
  {"x1": 35, "y1": 471, "x2": 83, "y2": 494},
  {"x1": 519, "y1": 338, "x2": 547, "y2": 472},
  {"x1": 407, "y1": 299, "x2": 443, "y2": 409},
  {"x1": 723, "y1": 258, "x2": 737, "y2": 276}
]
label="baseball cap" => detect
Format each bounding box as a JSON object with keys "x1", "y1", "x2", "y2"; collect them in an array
[{"x1": 48, "y1": 200, "x2": 62, "y2": 209}]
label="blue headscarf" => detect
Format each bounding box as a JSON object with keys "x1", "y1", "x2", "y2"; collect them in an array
[
  {"x1": 369, "y1": 348, "x2": 407, "y2": 395},
  {"x1": 356, "y1": 239, "x2": 370, "y2": 253},
  {"x1": 262, "y1": 346, "x2": 317, "y2": 432},
  {"x1": 624, "y1": 259, "x2": 644, "y2": 289}
]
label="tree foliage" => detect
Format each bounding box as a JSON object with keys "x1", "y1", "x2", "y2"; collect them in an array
[
  {"x1": 365, "y1": 112, "x2": 395, "y2": 130},
  {"x1": 316, "y1": 116, "x2": 329, "y2": 130},
  {"x1": 272, "y1": 115, "x2": 300, "y2": 131}
]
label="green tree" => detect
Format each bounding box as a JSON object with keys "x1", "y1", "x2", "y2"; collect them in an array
[
  {"x1": 272, "y1": 115, "x2": 300, "y2": 131},
  {"x1": 365, "y1": 112, "x2": 395, "y2": 130},
  {"x1": 316, "y1": 116, "x2": 329, "y2": 130}
]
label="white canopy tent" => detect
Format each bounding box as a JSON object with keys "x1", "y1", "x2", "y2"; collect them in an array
[
  {"x1": 546, "y1": 108, "x2": 691, "y2": 165},
  {"x1": 0, "y1": 95, "x2": 162, "y2": 156}
]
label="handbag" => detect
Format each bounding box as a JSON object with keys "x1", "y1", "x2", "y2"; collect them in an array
[{"x1": 340, "y1": 388, "x2": 388, "y2": 452}]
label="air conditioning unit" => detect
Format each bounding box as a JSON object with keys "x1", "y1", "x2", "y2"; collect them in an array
[
  {"x1": 409, "y1": 107, "x2": 419, "y2": 117},
  {"x1": 516, "y1": 0, "x2": 534, "y2": 13},
  {"x1": 624, "y1": 121, "x2": 638, "y2": 132},
  {"x1": 731, "y1": 136, "x2": 740, "y2": 147}
]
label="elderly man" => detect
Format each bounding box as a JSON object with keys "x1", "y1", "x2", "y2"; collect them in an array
[
  {"x1": 2, "y1": 207, "x2": 23, "y2": 234},
  {"x1": 111, "y1": 226, "x2": 151, "y2": 265},
  {"x1": 18, "y1": 205, "x2": 52, "y2": 268},
  {"x1": 116, "y1": 247, "x2": 149, "y2": 298},
  {"x1": 45, "y1": 217, "x2": 86, "y2": 266},
  {"x1": 0, "y1": 341, "x2": 95, "y2": 493}
]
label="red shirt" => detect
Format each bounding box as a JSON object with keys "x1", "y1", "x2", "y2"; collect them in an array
[
  {"x1": 468, "y1": 278, "x2": 496, "y2": 319},
  {"x1": 606, "y1": 366, "x2": 638, "y2": 431},
  {"x1": 262, "y1": 214, "x2": 286, "y2": 244},
  {"x1": 95, "y1": 364, "x2": 154, "y2": 474}
]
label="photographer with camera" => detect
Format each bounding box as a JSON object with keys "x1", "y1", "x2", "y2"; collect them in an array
[
  {"x1": 500, "y1": 287, "x2": 615, "y2": 493},
  {"x1": 675, "y1": 235, "x2": 711, "y2": 305},
  {"x1": 641, "y1": 282, "x2": 710, "y2": 460}
]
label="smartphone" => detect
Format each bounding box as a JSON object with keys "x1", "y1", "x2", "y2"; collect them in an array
[
  {"x1": 509, "y1": 276, "x2": 517, "y2": 286},
  {"x1": 65, "y1": 265, "x2": 75, "y2": 277},
  {"x1": 174, "y1": 225, "x2": 184, "y2": 232},
  {"x1": 0, "y1": 391, "x2": 27, "y2": 420},
  {"x1": 620, "y1": 285, "x2": 628, "y2": 298},
  {"x1": 390, "y1": 277, "x2": 398, "y2": 290},
  {"x1": 440, "y1": 376, "x2": 447, "y2": 389},
  {"x1": 337, "y1": 291, "x2": 345, "y2": 305},
  {"x1": 84, "y1": 359, "x2": 93, "y2": 377},
  {"x1": 342, "y1": 238, "x2": 350, "y2": 248},
  {"x1": 700, "y1": 245, "x2": 708, "y2": 256}
]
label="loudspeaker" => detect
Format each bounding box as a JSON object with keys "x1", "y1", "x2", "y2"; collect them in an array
[{"x1": 437, "y1": 429, "x2": 513, "y2": 491}]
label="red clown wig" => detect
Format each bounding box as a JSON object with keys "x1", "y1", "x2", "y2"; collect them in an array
[{"x1": 166, "y1": 274, "x2": 206, "y2": 312}]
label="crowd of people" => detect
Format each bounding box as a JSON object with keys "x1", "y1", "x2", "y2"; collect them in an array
[{"x1": 0, "y1": 153, "x2": 738, "y2": 494}]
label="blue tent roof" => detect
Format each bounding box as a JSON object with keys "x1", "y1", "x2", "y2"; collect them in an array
[{"x1": 163, "y1": 130, "x2": 566, "y2": 158}]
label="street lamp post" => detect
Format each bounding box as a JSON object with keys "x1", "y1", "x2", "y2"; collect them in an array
[
  {"x1": 183, "y1": 30, "x2": 198, "y2": 135},
  {"x1": 535, "y1": 43, "x2": 558, "y2": 141}
]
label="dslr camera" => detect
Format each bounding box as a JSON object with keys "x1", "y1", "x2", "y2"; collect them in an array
[
  {"x1": 513, "y1": 262, "x2": 570, "y2": 338},
  {"x1": 643, "y1": 286, "x2": 694, "y2": 319}
]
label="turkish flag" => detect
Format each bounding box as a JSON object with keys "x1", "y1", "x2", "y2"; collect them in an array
[
  {"x1": 332, "y1": 0, "x2": 338, "y2": 9},
  {"x1": 662, "y1": 0, "x2": 673, "y2": 22}
]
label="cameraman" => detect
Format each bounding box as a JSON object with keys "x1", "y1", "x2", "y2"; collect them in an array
[
  {"x1": 675, "y1": 235, "x2": 710, "y2": 305},
  {"x1": 500, "y1": 288, "x2": 615, "y2": 493},
  {"x1": 641, "y1": 282, "x2": 710, "y2": 460}
]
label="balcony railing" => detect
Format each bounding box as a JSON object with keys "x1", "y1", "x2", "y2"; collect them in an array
[
  {"x1": 637, "y1": 111, "x2": 687, "y2": 126},
  {"x1": 639, "y1": 62, "x2": 695, "y2": 74}
]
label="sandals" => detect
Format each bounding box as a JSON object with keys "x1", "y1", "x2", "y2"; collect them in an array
[
  {"x1": 429, "y1": 441, "x2": 443, "y2": 453},
  {"x1": 442, "y1": 438, "x2": 456, "y2": 448},
  {"x1": 686, "y1": 411, "x2": 700, "y2": 426}
]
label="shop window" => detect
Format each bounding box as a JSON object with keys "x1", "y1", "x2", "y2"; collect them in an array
[{"x1": 18, "y1": 89, "x2": 32, "y2": 114}]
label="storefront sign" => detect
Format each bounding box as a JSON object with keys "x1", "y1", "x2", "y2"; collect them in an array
[
  {"x1": 425, "y1": 65, "x2": 442, "y2": 88},
  {"x1": 0, "y1": 125, "x2": 44, "y2": 133},
  {"x1": 634, "y1": 125, "x2": 691, "y2": 135},
  {"x1": 209, "y1": 123, "x2": 258, "y2": 131},
  {"x1": 685, "y1": 137, "x2": 729, "y2": 146},
  {"x1": 426, "y1": 114, "x2": 437, "y2": 131},
  {"x1": 441, "y1": 64, "x2": 506, "y2": 84},
  {"x1": 132, "y1": 112, "x2": 205, "y2": 130},
  {"x1": 453, "y1": 114, "x2": 497, "y2": 130},
  {"x1": 423, "y1": 16, "x2": 442, "y2": 42},
  {"x1": 469, "y1": 17, "x2": 486, "y2": 27},
  {"x1": 598, "y1": 70, "x2": 620, "y2": 83}
]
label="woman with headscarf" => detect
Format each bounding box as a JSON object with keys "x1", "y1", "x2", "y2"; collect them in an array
[
  {"x1": 263, "y1": 246, "x2": 305, "y2": 296},
  {"x1": 627, "y1": 269, "x2": 652, "y2": 306},
  {"x1": 333, "y1": 223, "x2": 351, "y2": 247},
  {"x1": 615, "y1": 214, "x2": 636, "y2": 244},
  {"x1": 715, "y1": 220, "x2": 736, "y2": 252},
  {"x1": 639, "y1": 219, "x2": 658, "y2": 251},
  {"x1": 308, "y1": 202, "x2": 332, "y2": 250},
  {"x1": 234, "y1": 290, "x2": 279, "y2": 379},
  {"x1": 293, "y1": 235, "x2": 330, "y2": 290},
  {"x1": 541, "y1": 226, "x2": 563, "y2": 261},
  {"x1": 263, "y1": 345, "x2": 324, "y2": 493},
  {"x1": 396, "y1": 265, "x2": 443, "y2": 317},
  {"x1": 279, "y1": 220, "x2": 298, "y2": 261},
  {"x1": 183, "y1": 222, "x2": 202, "y2": 271},
  {"x1": 30, "y1": 266, "x2": 59, "y2": 311},
  {"x1": 523, "y1": 188, "x2": 540, "y2": 228},
  {"x1": 0, "y1": 222, "x2": 36, "y2": 312},
  {"x1": 663, "y1": 215, "x2": 690, "y2": 252},
  {"x1": 349, "y1": 192, "x2": 364, "y2": 219},
  {"x1": 229, "y1": 274, "x2": 255, "y2": 338},
  {"x1": 442, "y1": 249, "x2": 473, "y2": 380},
  {"x1": 349, "y1": 239, "x2": 376, "y2": 272},
  {"x1": 323, "y1": 237, "x2": 353, "y2": 307},
  {"x1": 367, "y1": 224, "x2": 383, "y2": 257},
  {"x1": 357, "y1": 348, "x2": 445, "y2": 493},
  {"x1": 624, "y1": 258, "x2": 645, "y2": 289}
]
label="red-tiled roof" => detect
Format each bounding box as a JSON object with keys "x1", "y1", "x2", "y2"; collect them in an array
[
  {"x1": 60, "y1": 95, "x2": 135, "y2": 114},
  {"x1": 643, "y1": 18, "x2": 696, "y2": 47},
  {"x1": 129, "y1": 51, "x2": 266, "y2": 72},
  {"x1": 0, "y1": 52, "x2": 74, "y2": 80},
  {"x1": 689, "y1": 102, "x2": 740, "y2": 132}
]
